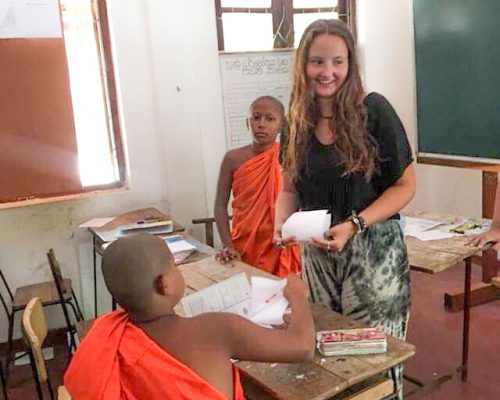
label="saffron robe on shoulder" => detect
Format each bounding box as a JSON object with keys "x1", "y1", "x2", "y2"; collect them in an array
[
  {"x1": 64, "y1": 310, "x2": 245, "y2": 400},
  {"x1": 231, "y1": 142, "x2": 300, "y2": 277}
]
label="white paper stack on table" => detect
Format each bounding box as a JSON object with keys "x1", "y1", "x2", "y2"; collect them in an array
[
  {"x1": 181, "y1": 273, "x2": 288, "y2": 328},
  {"x1": 282, "y1": 210, "x2": 331, "y2": 242},
  {"x1": 316, "y1": 328, "x2": 387, "y2": 356},
  {"x1": 162, "y1": 235, "x2": 198, "y2": 264},
  {"x1": 120, "y1": 219, "x2": 173, "y2": 236},
  {"x1": 404, "y1": 216, "x2": 490, "y2": 241}
]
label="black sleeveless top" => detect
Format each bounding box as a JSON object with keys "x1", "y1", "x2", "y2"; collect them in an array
[{"x1": 282, "y1": 92, "x2": 413, "y2": 226}]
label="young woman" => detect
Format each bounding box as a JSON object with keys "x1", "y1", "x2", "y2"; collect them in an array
[{"x1": 274, "y1": 19, "x2": 416, "y2": 397}]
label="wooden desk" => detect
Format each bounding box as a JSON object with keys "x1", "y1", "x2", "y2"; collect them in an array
[
  {"x1": 404, "y1": 210, "x2": 495, "y2": 383},
  {"x1": 87, "y1": 207, "x2": 185, "y2": 317},
  {"x1": 77, "y1": 254, "x2": 415, "y2": 400}
]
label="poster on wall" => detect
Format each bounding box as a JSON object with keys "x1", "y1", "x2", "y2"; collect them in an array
[
  {"x1": 0, "y1": 0, "x2": 62, "y2": 39},
  {"x1": 219, "y1": 50, "x2": 294, "y2": 149}
]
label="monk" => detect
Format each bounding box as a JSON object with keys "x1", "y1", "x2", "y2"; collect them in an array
[
  {"x1": 214, "y1": 96, "x2": 300, "y2": 277},
  {"x1": 64, "y1": 234, "x2": 315, "y2": 400}
]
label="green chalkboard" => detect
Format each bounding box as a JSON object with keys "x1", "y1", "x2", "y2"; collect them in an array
[{"x1": 413, "y1": 0, "x2": 500, "y2": 161}]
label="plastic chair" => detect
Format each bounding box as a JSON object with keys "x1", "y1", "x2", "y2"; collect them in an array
[{"x1": 22, "y1": 297, "x2": 72, "y2": 400}]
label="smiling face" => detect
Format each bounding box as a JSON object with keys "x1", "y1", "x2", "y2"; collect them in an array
[
  {"x1": 306, "y1": 33, "x2": 349, "y2": 100},
  {"x1": 247, "y1": 99, "x2": 283, "y2": 146}
]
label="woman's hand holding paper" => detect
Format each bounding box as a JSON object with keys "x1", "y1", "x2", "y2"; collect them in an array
[{"x1": 310, "y1": 221, "x2": 356, "y2": 252}]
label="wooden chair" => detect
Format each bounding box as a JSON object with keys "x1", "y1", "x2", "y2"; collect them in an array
[
  {"x1": 192, "y1": 216, "x2": 232, "y2": 247},
  {"x1": 46, "y1": 249, "x2": 83, "y2": 355},
  {"x1": 22, "y1": 297, "x2": 72, "y2": 400},
  {"x1": 0, "y1": 266, "x2": 83, "y2": 375}
]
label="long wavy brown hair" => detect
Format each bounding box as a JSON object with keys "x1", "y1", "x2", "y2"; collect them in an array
[{"x1": 284, "y1": 19, "x2": 378, "y2": 182}]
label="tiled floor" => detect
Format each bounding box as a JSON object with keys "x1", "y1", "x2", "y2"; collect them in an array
[{"x1": 3, "y1": 262, "x2": 499, "y2": 399}]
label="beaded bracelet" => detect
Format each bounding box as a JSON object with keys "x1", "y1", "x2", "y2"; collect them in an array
[{"x1": 347, "y1": 211, "x2": 367, "y2": 234}]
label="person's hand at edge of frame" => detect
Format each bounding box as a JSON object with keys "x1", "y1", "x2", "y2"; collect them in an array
[
  {"x1": 215, "y1": 246, "x2": 241, "y2": 263},
  {"x1": 466, "y1": 226, "x2": 500, "y2": 251},
  {"x1": 273, "y1": 229, "x2": 298, "y2": 249}
]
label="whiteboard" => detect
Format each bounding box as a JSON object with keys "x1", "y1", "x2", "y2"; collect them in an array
[{"x1": 219, "y1": 50, "x2": 295, "y2": 149}]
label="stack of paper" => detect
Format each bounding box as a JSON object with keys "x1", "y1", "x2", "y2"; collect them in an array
[
  {"x1": 120, "y1": 219, "x2": 173, "y2": 236},
  {"x1": 163, "y1": 235, "x2": 198, "y2": 264},
  {"x1": 316, "y1": 328, "x2": 387, "y2": 356},
  {"x1": 282, "y1": 210, "x2": 330, "y2": 241}
]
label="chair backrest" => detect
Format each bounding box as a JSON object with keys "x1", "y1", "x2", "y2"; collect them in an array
[
  {"x1": 47, "y1": 250, "x2": 66, "y2": 295},
  {"x1": 0, "y1": 269, "x2": 13, "y2": 318},
  {"x1": 46, "y1": 249, "x2": 73, "y2": 333},
  {"x1": 22, "y1": 297, "x2": 48, "y2": 384}
]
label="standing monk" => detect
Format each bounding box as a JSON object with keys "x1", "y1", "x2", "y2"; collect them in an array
[{"x1": 214, "y1": 96, "x2": 300, "y2": 277}]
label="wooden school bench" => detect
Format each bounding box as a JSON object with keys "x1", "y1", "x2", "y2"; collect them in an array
[
  {"x1": 87, "y1": 207, "x2": 185, "y2": 317},
  {"x1": 403, "y1": 210, "x2": 499, "y2": 387},
  {"x1": 77, "y1": 238, "x2": 415, "y2": 400}
]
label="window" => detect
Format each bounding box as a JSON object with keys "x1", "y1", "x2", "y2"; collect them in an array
[
  {"x1": 214, "y1": 0, "x2": 355, "y2": 51},
  {"x1": 0, "y1": 0, "x2": 125, "y2": 206}
]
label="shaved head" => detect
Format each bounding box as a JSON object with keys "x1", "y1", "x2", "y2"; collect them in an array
[
  {"x1": 102, "y1": 234, "x2": 174, "y2": 315},
  {"x1": 250, "y1": 96, "x2": 285, "y2": 117}
]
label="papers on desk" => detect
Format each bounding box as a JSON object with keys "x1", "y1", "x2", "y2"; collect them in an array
[
  {"x1": 282, "y1": 210, "x2": 330, "y2": 241},
  {"x1": 248, "y1": 276, "x2": 288, "y2": 327},
  {"x1": 120, "y1": 219, "x2": 173, "y2": 235},
  {"x1": 79, "y1": 217, "x2": 115, "y2": 228},
  {"x1": 181, "y1": 273, "x2": 288, "y2": 328},
  {"x1": 163, "y1": 235, "x2": 198, "y2": 265},
  {"x1": 404, "y1": 217, "x2": 455, "y2": 241},
  {"x1": 404, "y1": 216, "x2": 490, "y2": 241}
]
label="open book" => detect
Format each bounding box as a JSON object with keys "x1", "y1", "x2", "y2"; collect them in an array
[{"x1": 180, "y1": 273, "x2": 288, "y2": 328}]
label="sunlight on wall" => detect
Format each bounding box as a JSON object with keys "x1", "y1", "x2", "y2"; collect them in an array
[{"x1": 61, "y1": 0, "x2": 117, "y2": 187}]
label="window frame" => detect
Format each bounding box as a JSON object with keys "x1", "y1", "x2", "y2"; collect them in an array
[
  {"x1": 214, "y1": 0, "x2": 356, "y2": 51},
  {"x1": 0, "y1": 0, "x2": 127, "y2": 209}
]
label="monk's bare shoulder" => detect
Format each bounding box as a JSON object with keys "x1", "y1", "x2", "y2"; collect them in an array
[{"x1": 224, "y1": 145, "x2": 254, "y2": 173}]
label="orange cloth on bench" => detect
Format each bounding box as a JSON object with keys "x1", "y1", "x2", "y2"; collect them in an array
[
  {"x1": 231, "y1": 142, "x2": 300, "y2": 277},
  {"x1": 64, "y1": 310, "x2": 245, "y2": 400}
]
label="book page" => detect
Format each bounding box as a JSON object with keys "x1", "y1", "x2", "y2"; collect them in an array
[{"x1": 181, "y1": 273, "x2": 251, "y2": 317}]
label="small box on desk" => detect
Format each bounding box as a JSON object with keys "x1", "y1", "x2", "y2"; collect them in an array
[{"x1": 316, "y1": 328, "x2": 387, "y2": 357}]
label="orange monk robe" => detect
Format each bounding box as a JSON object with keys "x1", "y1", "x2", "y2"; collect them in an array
[
  {"x1": 231, "y1": 142, "x2": 300, "y2": 278},
  {"x1": 65, "y1": 310, "x2": 245, "y2": 400}
]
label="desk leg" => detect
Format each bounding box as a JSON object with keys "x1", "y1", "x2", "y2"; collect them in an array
[
  {"x1": 461, "y1": 257, "x2": 472, "y2": 382},
  {"x1": 93, "y1": 237, "x2": 98, "y2": 318}
]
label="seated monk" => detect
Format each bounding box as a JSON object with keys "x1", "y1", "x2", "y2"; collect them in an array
[
  {"x1": 64, "y1": 234, "x2": 315, "y2": 400},
  {"x1": 214, "y1": 96, "x2": 300, "y2": 277}
]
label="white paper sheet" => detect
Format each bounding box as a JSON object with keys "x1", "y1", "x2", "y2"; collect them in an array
[
  {"x1": 181, "y1": 273, "x2": 251, "y2": 317},
  {"x1": 248, "y1": 276, "x2": 288, "y2": 326},
  {"x1": 404, "y1": 216, "x2": 491, "y2": 241},
  {"x1": 79, "y1": 217, "x2": 115, "y2": 228},
  {"x1": 0, "y1": 0, "x2": 62, "y2": 38},
  {"x1": 282, "y1": 210, "x2": 330, "y2": 242},
  {"x1": 181, "y1": 274, "x2": 289, "y2": 328},
  {"x1": 163, "y1": 235, "x2": 197, "y2": 254}
]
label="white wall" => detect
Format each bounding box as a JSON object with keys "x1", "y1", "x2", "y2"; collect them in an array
[
  {"x1": 0, "y1": 0, "x2": 487, "y2": 341},
  {"x1": 0, "y1": 0, "x2": 170, "y2": 340},
  {"x1": 357, "y1": 0, "x2": 483, "y2": 217}
]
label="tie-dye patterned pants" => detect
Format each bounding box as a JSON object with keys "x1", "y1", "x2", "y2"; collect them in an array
[{"x1": 301, "y1": 219, "x2": 411, "y2": 399}]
